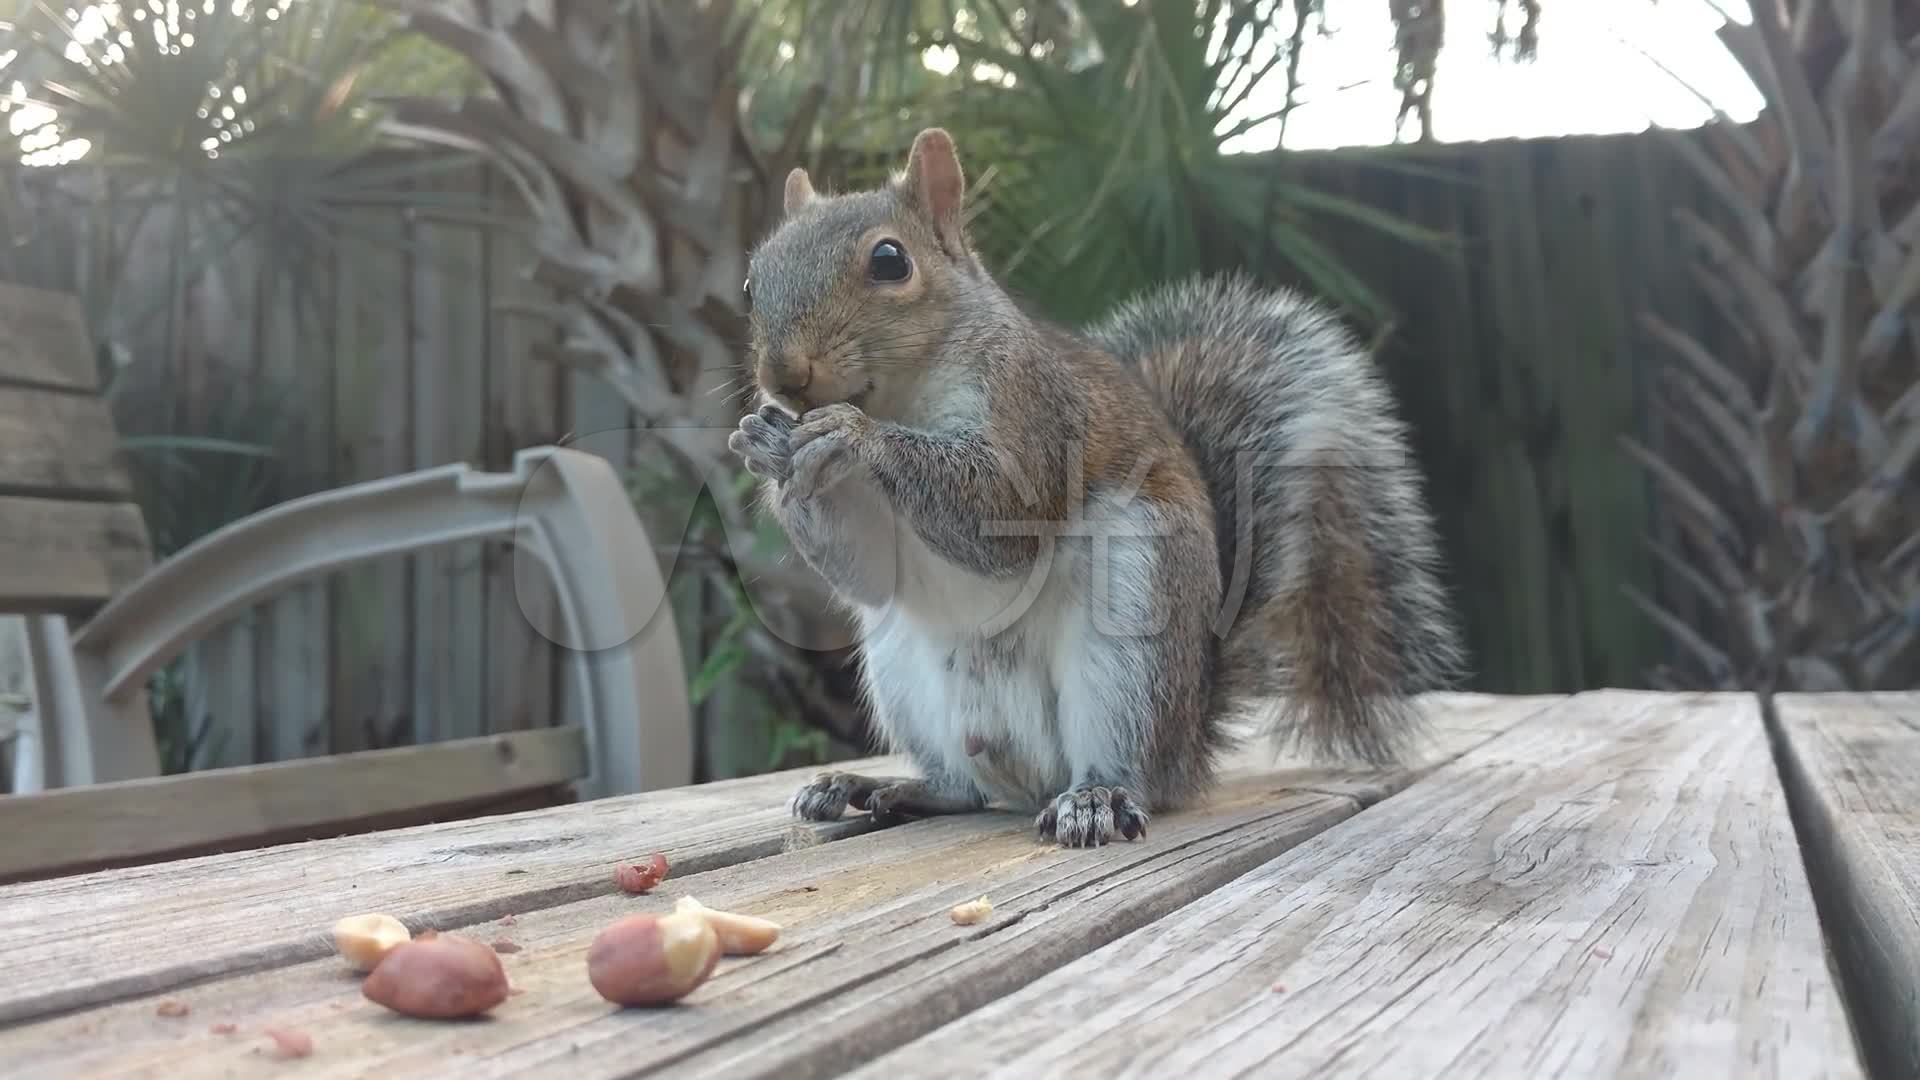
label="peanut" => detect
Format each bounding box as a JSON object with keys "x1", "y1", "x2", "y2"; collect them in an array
[
  {"x1": 949, "y1": 896, "x2": 994, "y2": 925},
  {"x1": 262, "y1": 1027, "x2": 313, "y2": 1059},
  {"x1": 361, "y1": 934, "x2": 510, "y2": 1019},
  {"x1": 672, "y1": 896, "x2": 782, "y2": 956},
  {"x1": 331, "y1": 912, "x2": 412, "y2": 972},
  {"x1": 586, "y1": 910, "x2": 720, "y2": 1006},
  {"x1": 614, "y1": 852, "x2": 670, "y2": 894}
]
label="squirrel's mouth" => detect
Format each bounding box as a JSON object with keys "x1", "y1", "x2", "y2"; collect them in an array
[{"x1": 762, "y1": 380, "x2": 873, "y2": 417}]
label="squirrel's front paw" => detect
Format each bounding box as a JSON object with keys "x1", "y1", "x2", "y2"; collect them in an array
[
  {"x1": 790, "y1": 771, "x2": 890, "y2": 822},
  {"x1": 727, "y1": 404, "x2": 796, "y2": 483},
  {"x1": 787, "y1": 403, "x2": 871, "y2": 499},
  {"x1": 1036, "y1": 785, "x2": 1150, "y2": 848}
]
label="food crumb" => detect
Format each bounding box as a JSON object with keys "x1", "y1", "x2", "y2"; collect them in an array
[
  {"x1": 155, "y1": 1000, "x2": 191, "y2": 1018},
  {"x1": 1271, "y1": 983, "x2": 1287, "y2": 993},
  {"x1": 1592, "y1": 946, "x2": 1614, "y2": 960},
  {"x1": 491, "y1": 940, "x2": 522, "y2": 954},
  {"x1": 263, "y1": 1027, "x2": 313, "y2": 1059},
  {"x1": 498, "y1": 914, "x2": 517, "y2": 926},
  {"x1": 949, "y1": 896, "x2": 994, "y2": 925},
  {"x1": 210, "y1": 1023, "x2": 238, "y2": 1035},
  {"x1": 614, "y1": 853, "x2": 670, "y2": 894}
]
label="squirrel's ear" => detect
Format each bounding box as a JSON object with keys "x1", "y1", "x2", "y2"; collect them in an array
[
  {"x1": 783, "y1": 167, "x2": 816, "y2": 216},
  {"x1": 902, "y1": 127, "x2": 967, "y2": 254}
]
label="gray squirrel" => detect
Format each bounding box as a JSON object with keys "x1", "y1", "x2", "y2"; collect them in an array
[{"x1": 726, "y1": 128, "x2": 1464, "y2": 847}]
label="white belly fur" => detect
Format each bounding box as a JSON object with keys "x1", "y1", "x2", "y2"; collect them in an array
[{"x1": 852, "y1": 495, "x2": 1162, "y2": 813}]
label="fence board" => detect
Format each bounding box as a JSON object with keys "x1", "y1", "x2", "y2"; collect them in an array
[
  {"x1": 255, "y1": 238, "x2": 333, "y2": 761},
  {"x1": 1281, "y1": 132, "x2": 1736, "y2": 693},
  {"x1": 409, "y1": 206, "x2": 462, "y2": 744},
  {"x1": 440, "y1": 220, "x2": 490, "y2": 744},
  {"x1": 484, "y1": 196, "x2": 563, "y2": 734},
  {"x1": 329, "y1": 207, "x2": 417, "y2": 757}
]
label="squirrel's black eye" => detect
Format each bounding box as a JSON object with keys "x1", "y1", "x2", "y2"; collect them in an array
[
  {"x1": 868, "y1": 240, "x2": 911, "y2": 283},
  {"x1": 742, "y1": 275, "x2": 752, "y2": 308}
]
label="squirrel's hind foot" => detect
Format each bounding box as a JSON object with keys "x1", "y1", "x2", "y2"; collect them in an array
[{"x1": 1036, "y1": 785, "x2": 1149, "y2": 848}]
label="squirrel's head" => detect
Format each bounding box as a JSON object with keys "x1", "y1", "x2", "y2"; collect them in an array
[{"x1": 744, "y1": 127, "x2": 982, "y2": 417}]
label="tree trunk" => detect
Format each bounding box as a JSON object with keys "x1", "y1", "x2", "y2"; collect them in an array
[{"x1": 1638, "y1": 0, "x2": 1920, "y2": 692}]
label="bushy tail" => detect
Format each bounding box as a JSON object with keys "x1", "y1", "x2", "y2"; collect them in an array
[{"x1": 1087, "y1": 273, "x2": 1466, "y2": 765}]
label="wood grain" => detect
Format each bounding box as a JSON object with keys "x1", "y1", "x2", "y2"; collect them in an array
[
  {"x1": 0, "y1": 385, "x2": 131, "y2": 499},
  {"x1": 484, "y1": 194, "x2": 563, "y2": 736},
  {"x1": 0, "y1": 693, "x2": 1554, "y2": 1074},
  {"x1": 0, "y1": 727, "x2": 590, "y2": 885},
  {"x1": 328, "y1": 206, "x2": 416, "y2": 755},
  {"x1": 253, "y1": 227, "x2": 334, "y2": 765},
  {"x1": 851, "y1": 691, "x2": 1863, "y2": 1080},
  {"x1": 1769, "y1": 691, "x2": 1920, "y2": 1080},
  {"x1": 0, "y1": 495, "x2": 152, "y2": 615},
  {"x1": 0, "y1": 282, "x2": 97, "y2": 392},
  {"x1": 409, "y1": 210, "x2": 490, "y2": 746},
  {"x1": 0, "y1": 750, "x2": 897, "y2": 1026}
]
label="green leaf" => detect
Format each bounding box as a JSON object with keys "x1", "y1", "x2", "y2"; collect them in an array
[{"x1": 689, "y1": 640, "x2": 749, "y2": 706}]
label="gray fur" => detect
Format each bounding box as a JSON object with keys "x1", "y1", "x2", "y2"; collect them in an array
[
  {"x1": 1086, "y1": 272, "x2": 1468, "y2": 765},
  {"x1": 736, "y1": 140, "x2": 1464, "y2": 851}
]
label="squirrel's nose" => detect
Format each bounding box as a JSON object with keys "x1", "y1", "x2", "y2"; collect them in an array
[{"x1": 760, "y1": 347, "x2": 814, "y2": 400}]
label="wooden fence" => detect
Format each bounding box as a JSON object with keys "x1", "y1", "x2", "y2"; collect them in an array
[
  {"x1": 0, "y1": 162, "x2": 598, "y2": 778},
  {"x1": 0, "y1": 130, "x2": 1728, "y2": 780},
  {"x1": 1271, "y1": 130, "x2": 1735, "y2": 695}
]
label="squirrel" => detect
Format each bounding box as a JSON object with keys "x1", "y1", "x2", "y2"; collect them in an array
[{"x1": 726, "y1": 128, "x2": 1465, "y2": 848}]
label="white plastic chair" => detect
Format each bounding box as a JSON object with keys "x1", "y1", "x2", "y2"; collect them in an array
[{"x1": 13, "y1": 445, "x2": 692, "y2": 802}]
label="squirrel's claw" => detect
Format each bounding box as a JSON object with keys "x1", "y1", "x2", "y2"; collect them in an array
[
  {"x1": 730, "y1": 410, "x2": 795, "y2": 483},
  {"x1": 1037, "y1": 785, "x2": 1149, "y2": 848}
]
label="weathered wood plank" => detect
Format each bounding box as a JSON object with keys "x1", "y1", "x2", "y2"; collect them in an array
[
  {"x1": 484, "y1": 194, "x2": 563, "y2": 735},
  {"x1": 329, "y1": 209, "x2": 416, "y2": 755},
  {"x1": 1770, "y1": 691, "x2": 1920, "y2": 1080},
  {"x1": 0, "y1": 749, "x2": 897, "y2": 1026},
  {"x1": 185, "y1": 611, "x2": 258, "y2": 769},
  {"x1": 853, "y1": 691, "x2": 1862, "y2": 1080},
  {"x1": 437, "y1": 208, "x2": 491, "y2": 744},
  {"x1": 254, "y1": 235, "x2": 333, "y2": 762},
  {"x1": 407, "y1": 205, "x2": 482, "y2": 746},
  {"x1": 0, "y1": 727, "x2": 589, "y2": 885},
  {"x1": 0, "y1": 693, "x2": 1556, "y2": 1072},
  {"x1": 0, "y1": 385, "x2": 131, "y2": 499},
  {"x1": 0, "y1": 495, "x2": 152, "y2": 615},
  {"x1": 0, "y1": 282, "x2": 97, "y2": 392}
]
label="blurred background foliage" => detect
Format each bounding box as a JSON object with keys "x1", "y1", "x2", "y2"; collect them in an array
[
  {"x1": 5, "y1": 0, "x2": 1911, "y2": 783},
  {"x1": 2, "y1": 0, "x2": 1500, "y2": 774}
]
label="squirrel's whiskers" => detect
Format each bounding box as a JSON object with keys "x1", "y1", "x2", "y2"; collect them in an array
[{"x1": 725, "y1": 127, "x2": 1464, "y2": 849}]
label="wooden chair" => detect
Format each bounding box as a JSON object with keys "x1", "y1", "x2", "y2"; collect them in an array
[{"x1": 0, "y1": 281, "x2": 692, "y2": 882}]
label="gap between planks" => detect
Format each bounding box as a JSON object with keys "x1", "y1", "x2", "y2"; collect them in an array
[
  {"x1": 0, "y1": 693, "x2": 1559, "y2": 1077},
  {"x1": 1765, "y1": 691, "x2": 1920, "y2": 1080},
  {"x1": 852, "y1": 690, "x2": 1865, "y2": 1080}
]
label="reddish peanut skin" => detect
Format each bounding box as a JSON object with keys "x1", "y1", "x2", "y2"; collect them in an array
[
  {"x1": 362, "y1": 936, "x2": 510, "y2": 1019},
  {"x1": 586, "y1": 913, "x2": 718, "y2": 1006},
  {"x1": 613, "y1": 853, "x2": 670, "y2": 894}
]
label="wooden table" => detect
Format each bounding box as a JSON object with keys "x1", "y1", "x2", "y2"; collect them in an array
[{"x1": 1, "y1": 690, "x2": 1912, "y2": 1078}]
